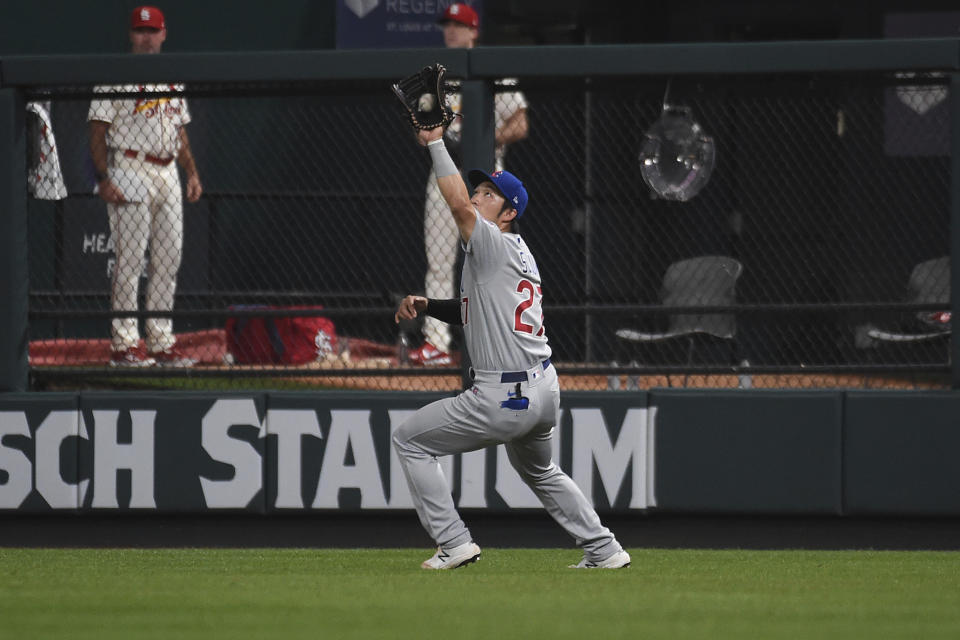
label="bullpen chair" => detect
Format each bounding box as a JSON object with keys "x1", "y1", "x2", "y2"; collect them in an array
[
  {"x1": 865, "y1": 256, "x2": 951, "y2": 343},
  {"x1": 859, "y1": 257, "x2": 951, "y2": 370},
  {"x1": 615, "y1": 255, "x2": 744, "y2": 384}
]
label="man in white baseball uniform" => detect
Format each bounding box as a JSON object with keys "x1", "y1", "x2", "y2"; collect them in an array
[
  {"x1": 392, "y1": 125, "x2": 630, "y2": 570},
  {"x1": 409, "y1": 2, "x2": 530, "y2": 366},
  {"x1": 89, "y1": 6, "x2": 202, "y2": 367}
]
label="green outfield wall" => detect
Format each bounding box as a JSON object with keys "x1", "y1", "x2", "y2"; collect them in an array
[{"x1": 1, "y1": 390, "x2": 958, "y2": 515}]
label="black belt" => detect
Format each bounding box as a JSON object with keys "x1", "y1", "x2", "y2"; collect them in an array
[{"x1": 500, "y1": 359, "x2": 551, "y2": 383}]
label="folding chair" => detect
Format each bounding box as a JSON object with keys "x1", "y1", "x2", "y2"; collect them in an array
[
  {"x1": 615, "y1": 255, "x2": 744, "y2": 386},
  {"x1": 859, "y1": 257, "x2": 951, "y2": 371}
]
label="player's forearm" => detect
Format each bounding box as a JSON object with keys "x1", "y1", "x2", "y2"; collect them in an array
[
  {"x1": 88, "y1": 121, "x2": 110, "y2": 180},
  {"x1": 178, "y1": 150, "x2": 199, "y2": 180},
  {"x1": 177, "y1": 129, "x2": 200, "y2": 179},
  {"x1": 426, "y1": 298, "x2": 463, "y2": 326},
  {"x1": 428, "y1": 138, "x2": 474, "y2": 235},
  {"x1": 496, "y1": 109, "x2": 528, "y2": 146},
  {"x1": 436, "y1": 173, "x2": 472, "y2": 215}
]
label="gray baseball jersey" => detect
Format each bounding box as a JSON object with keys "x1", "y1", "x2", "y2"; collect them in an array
[
  {"x1": 459, "y1": 210, "x2": 552, "y2": 372},
  {"x1": 393, "y1": 207, "x2": 622, "y2": 563}
]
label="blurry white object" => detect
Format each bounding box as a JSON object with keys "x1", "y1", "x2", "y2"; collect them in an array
[
  {"x1": 639, "y1": 87, "x2": 715, "y2": 202},
  {"x1": 26, "y1": 101, "x2": 67, "y2": 200}
]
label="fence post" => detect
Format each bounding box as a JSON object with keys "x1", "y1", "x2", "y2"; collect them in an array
[
  {"x1": 952, "y1": 75, "x2": 960, "y2": 389},
  {"x1": 459, "y1": 79, "x2": 496, "y2": 172},
  {"x1": 458, "y1": 79, "x2": 495, "y2": 388},
  {"x1": 0, "y1": 88, "x2": 29, "y2": 391}
]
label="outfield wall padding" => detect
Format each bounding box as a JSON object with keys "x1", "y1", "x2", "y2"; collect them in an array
[
  {"x1": 0, "y1": 391, "x2": 655, "y2": 513},
  {"x1": 653, "y1": 391, "x2": 843, "y2": 514},
  {"x1": 844, "y1": 392, "x2": 960, "y2": 516},
  {"x1": 0, "y1": 390, "x2": 957, "y2": 515}
]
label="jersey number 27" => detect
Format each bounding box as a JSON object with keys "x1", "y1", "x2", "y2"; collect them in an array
[{"x1": 514, "y1": 280, "x2": 544, "y2": 336}]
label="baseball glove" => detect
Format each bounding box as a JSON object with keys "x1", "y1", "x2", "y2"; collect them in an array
[{"x1": 391, "y1": 63, "x2": 457, "y2": 131}]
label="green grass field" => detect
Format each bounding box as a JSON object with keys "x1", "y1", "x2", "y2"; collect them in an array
[{"x1": 2, "y1": 548, "x2": 959, "y2": 639}]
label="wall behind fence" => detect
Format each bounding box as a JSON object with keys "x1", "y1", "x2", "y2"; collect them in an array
[{"x1": 0, "y1": 0, "x2": 336, "y2": 55}]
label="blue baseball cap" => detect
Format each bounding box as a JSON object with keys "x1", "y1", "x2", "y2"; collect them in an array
[{"x1": 467, "y1": 169, "x2": 529, "y2": 217}]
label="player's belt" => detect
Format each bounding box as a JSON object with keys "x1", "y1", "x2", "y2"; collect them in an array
[
  {"x1": 499, "y1": 359, "x2": 551, "y2": 383},
  {"x1": 122, "y1": 149, "x2": 175, "y2": 166}
]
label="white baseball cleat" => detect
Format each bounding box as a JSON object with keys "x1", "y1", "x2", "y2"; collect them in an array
[
  {"x1": 569, "y1": 549, "x2": 631, "y2": 569},
  {"x1": 110, "y1": 346, "x2": 155, "y2": 368},
  {"x1": 421, "y1": 542, "x2": 482, "y2": 570},
  {"x1": 150, "y1": 346, "x2": 197, "y2": 368}
]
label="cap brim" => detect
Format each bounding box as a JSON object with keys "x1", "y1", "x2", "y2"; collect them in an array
[
  {"x1": 468, "y1": 169, "x2": 508, "y2": 198},
  {"x1": 437, "y1": 17, "x2": 476, "y2": 27},
  {"x1": 467, "y1": 169, "x2": 493, "y2": 190}
]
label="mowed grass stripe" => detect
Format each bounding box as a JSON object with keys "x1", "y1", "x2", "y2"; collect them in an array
[{"x1": 1, "y1": 548, "x2": 958, "y2": 640}]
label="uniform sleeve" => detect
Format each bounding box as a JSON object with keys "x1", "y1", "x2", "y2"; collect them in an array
[
  {"x1": 463, "y1": 208, "x2": 507, "y2": 284},
  {"x1": 87, "y1": 85, "x2": 117, "y2": 123},
  {"x1": 177, "y1": 85, "x2": 192, "y2": 126}
]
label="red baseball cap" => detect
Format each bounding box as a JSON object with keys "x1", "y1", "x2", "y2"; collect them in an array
[
  {"x1": 438, "y1": 3, "x2": 479, "y2": 29},
  {"x1": 131, "y1": 6, "x2": 165, "y2": 30}
]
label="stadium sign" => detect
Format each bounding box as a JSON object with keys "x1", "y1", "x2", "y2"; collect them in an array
[{"x1": 0, "y1": 394, "x2": 655, "y2": 512}]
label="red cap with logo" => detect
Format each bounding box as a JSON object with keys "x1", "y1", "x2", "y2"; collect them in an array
[
  {"x1": 131, "y1": 6, "x2": 165, "y2": 30},
  {"x1": 438, "y1": 3, "x2": 479, "y2": 29}
]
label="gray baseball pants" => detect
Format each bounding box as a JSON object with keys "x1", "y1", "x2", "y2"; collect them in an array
[{"x1": 392, "y1": 362, "x2": 622, "y2": 561}]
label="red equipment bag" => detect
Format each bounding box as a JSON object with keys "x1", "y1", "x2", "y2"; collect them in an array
[{"x1": 226, "y1": 305, "x2": 337, "y2": 365}]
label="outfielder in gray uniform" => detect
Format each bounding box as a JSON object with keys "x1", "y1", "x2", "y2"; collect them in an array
[
  {"x1": 411, "y1": 2, "x2": 529, "y2": 366},
  {"x1": 393, "y1": 125, "x2": 630, "y2": 570}
]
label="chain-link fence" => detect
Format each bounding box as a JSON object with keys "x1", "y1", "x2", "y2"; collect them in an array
[{"x1": 21, "y1": 60, "x2": 954, "y2": 392}]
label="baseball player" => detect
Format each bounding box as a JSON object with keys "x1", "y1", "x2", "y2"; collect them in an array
[
  {"x1": 393, "y1": 125, "x2": 630, "y2": 570},
  {"x1": 88, "y1": 6, "x2": 202, "y2": 367},
  {"x1": 410, "y1": 2, "x2": 529, "y2": 366}
]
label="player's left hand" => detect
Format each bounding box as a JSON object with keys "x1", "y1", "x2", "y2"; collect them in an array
[
  {"x1": 186, "y1": 173, "x2": 203, "y2": 202},
  {"x1": 395, "y1": 295, "x2": 429, "y2": 323},
  {"x1": 416, "y1": 127, "x2": 444, "y2": 146},
  {"x1": 391, "y1": 64, "x2": 456, "y2": 132}
]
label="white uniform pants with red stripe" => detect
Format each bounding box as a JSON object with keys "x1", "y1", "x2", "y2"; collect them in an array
[{"x1": 423, "y1": 171, "x2": 459, "y2": 352}]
